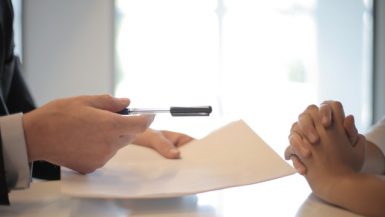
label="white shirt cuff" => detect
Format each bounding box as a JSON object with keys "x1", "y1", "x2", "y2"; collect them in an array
[{"x1": 0, "y1": 113, "x2": 31, "y2": 189}]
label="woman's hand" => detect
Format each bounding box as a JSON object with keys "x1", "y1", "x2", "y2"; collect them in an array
[{"x1": 284, "y1": 101, "x2": 363, "y2": 174}]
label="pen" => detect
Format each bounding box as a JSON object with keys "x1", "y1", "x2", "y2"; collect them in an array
[{"x1": 118, "y1": 106, "x2": 212, "y2": 116}]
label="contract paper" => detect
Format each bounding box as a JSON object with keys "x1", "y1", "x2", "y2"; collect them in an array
[{"x1": 61, "y1": 120, "x2": 295, "y2": 198}]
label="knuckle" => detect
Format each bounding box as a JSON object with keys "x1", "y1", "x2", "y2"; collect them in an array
[
  {"x1": 100, "y1": 94, "x2": 114, "y2": 102},
  {"x1": 306, "y1": 104, "x2": 319, "y2": 112},
  {"x1": 298, "y1": 113, "x2": 307, "y2": 121},
  {"x1": 297, "y1": 113, "x2": 312, "y2": 127}
]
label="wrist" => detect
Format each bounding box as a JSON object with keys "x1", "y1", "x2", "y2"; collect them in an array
[{"x1": 315, "y1": 172, "x2": 358, "y2": 204}]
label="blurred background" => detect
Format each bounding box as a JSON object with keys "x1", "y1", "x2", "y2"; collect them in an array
[{"x1": 18, "y1": 0, "x2": 382, "y2": 153}]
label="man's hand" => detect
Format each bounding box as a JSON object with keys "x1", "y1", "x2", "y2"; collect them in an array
[{"x1": 23, "y1": 95, "x2": 154, "y2": 174}]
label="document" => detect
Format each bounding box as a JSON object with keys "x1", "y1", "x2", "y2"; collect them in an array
[{"x1": 61, "y1": 120, "x2": 295, "y2": 198}]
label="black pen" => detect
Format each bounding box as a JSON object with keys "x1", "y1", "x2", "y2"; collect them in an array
[{"x1": 117, "y1": 106, "x2": 212, "y2": 116}]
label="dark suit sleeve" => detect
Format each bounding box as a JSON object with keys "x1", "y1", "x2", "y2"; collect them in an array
[
  {"x1": 0, "y1": 136, "x2": 10, "y2": 205},
  {"x1": 5, "y1": 57, "x2": 34, "y2": 113},
  {"x1": 5, "y1": 58, "x2": 60, "y2": 181},
  {"x1": 0, "y1": 0, "x2": 13, "y2": 202}
]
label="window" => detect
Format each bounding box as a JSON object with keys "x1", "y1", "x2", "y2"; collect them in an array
[{"x1": 115, "y1": 0, "x2": 373, "y2": 156}]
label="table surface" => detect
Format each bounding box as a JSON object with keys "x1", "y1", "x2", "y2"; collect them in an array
[{"x1": 0, "y1": 174, "x2": 364, "y2": 217}]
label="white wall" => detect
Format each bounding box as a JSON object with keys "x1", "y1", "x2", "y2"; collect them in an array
[
  {"x1": 23, "y1": 0, "x2": 114, "y2": 106},
  {"x1": 315, "y1": 0, "x2": 372, "y2": 131}
]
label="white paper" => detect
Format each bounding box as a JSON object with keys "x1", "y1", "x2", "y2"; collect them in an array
[{"x1": 61, "y1": 120, "x2": 295, "y2": 198}]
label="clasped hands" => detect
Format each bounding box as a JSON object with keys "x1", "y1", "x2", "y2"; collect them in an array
[{"x1": 284, "y1": 101, "x2": 366, "y2": 196}]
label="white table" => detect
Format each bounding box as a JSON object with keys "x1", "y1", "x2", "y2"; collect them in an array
[{"x1": 0, "y1": 174, "x2": 364, "y2": 217}]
